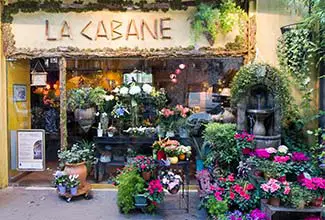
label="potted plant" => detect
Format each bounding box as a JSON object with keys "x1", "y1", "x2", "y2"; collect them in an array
[
  {"x1": 301, "y1": 176, "x2": 325, "y2": 207},
  {"x1": 115, "y1": 167, "x2": 146, "y2": 213},
  {"x1": 133, "y1": 155, "x2": 156, "y2": 181},
  {"x1": 160, "y1": 170, "x2": 182, "y2": 194},
  {"x1": 66, "y1": 174, "x2": 80, "y2": 196},
  {"x1": 67, "y1": 87, "x2": 107, "y2": 132},
  {"x1": 290, "y1": 184, "x2": 313, "y2": 209},
  {"x1": 177, "y1": 145, "x2": 191, "y2": 161},
  {"x1": 57, "y1": 140, "x2": 96, "y2": 188},
  {"x1": 192, "y1": 137, "x2": 211, "y2": 171},
  {"x1": 164, "y1": 143, "x2": 180, "y2": 164},
  {"x1": 260, "y1": 178, "x2": 291, "y2": 206},
  {"x1": 152, "y1": 138, "x2": 167, "y2": 160},
  {"x1": 201, "y1": 195, "x2": 228, "y2": 218},
  {"x1": 54, "y1": 170, "x2": 68, "y2": 194},
  {"x1": 144, "y1": 179, "x2": 165, "y2": 212}
]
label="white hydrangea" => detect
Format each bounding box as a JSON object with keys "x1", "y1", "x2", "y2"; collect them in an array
[
  {"x1": 119, "y1": 87, "x2": 129, "y2": 96},
  {"x1": 129, "y1": 85, "x2": 141, "y2": 95},
  {"x1": 278, "y1": 145, "x2": 288, "y2": 154},
  {"x1": 104, "y1": 95, "x2": 115, "y2": 101},
  {"x1": 142, "y1": 84, "x2": 153, "y2": 94}
]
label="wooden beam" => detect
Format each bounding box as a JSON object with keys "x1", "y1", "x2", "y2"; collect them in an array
[{"x1": 59, "y1": 57, "x2": 67, "y2": 150}]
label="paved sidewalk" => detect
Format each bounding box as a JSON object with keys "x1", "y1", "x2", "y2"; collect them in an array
[{"x1": 0, "y1": 187, "x2": 207, "y2": 220}]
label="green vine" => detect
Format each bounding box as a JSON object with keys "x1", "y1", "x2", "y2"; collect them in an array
[
  {"x1": 277, "y1": 28, "x2": 316, "y2": 89},
  {"x1": 189, "y1": 1, "x2": 247, "y2": 45},
  {"x1": 230, "y1": 63, "x2": 293, "y2": 118}
]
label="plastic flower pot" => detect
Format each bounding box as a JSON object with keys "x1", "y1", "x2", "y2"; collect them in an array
[
  {"x1": 268, "y1": 197, "x2": 280, "y2": 206},
  {"x1": 157, "y1": 150, "x2": 166, "y2": 160},
  {"x1": 178, "y1": 154, "x2": 186, "y2": 161},
  {"x1": 168, "y1": 156, "x2": 178, "y2": 164},
  {"x1": 311, "y1": 196, "x2": 323, "y2": 207},
  {"x1": 58, "y1": 185, "x2": 66, "y2": 194},
  {"x1": 70, "y1": 186, "x2": 78, "y2": 196},
  {"x1": 141, "y1": 171, "x2": 151, "y2": 181},
  {"x1": 134, "y1": 194, "x2": 147, "y2": 208},
  {"x1": 196, "y1": 159, "x2": 204, "y2": 171}
]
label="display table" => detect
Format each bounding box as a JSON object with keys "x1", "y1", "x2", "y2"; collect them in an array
[
  {"x1": 261, "y1": 200, "x2": 324, "y2": 220},
  {"x1": 93, "y1": 136, "x2": 192, "y2": 182}
]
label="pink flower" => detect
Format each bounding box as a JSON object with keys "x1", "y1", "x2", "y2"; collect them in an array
[
  {"x1": 214, "y1": 191, "x2": 223, "y2": 201},
  {"x1": 274, "y1": 156, "x2": 290, "y2": 163},
  {"x1": 261, "y1": 183, "x2": 270, "y2": 192},
  {"x1": 246, "y1": 134, "x2": 255, "y2": 142},
  {"x1": 255, "y1": 149, "x2": 270, "y2": 159},
  {"x1": 234, "y1": 133, "x2": 242, "y2": 139},
  {"x1": 140, "y1": 164, "x2": 146, "y2": 170},
  {"x1": 265, "y1": 147, "x2": 277, "y2": 154},
  {"x1": 284, "y1": 186, "x2": 291, "y2": 195},
  {"x1": 161, "y1": 108, "x2": 174, "y2": 118},
  {"x1": 292, "y1": 152, "x2": 309, "y2": 161},
  {"x1": 270, "y1": 183, "x2": 281, "y2": 193},
  {"x1": 227, "y1": 173, "x2": 235, "y2": 182}
]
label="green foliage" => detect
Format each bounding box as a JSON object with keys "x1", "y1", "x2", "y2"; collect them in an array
[
  {"x1": 57, "y1": 140, "x2": 96, "y2": 168},
  {"x1": 189, "y1": 1, "x2": 247, "y2": 45},
  {"x1": 67, "y1": 87, "x2": 106, "y2": 111},
  {"x1": 116, "y1": 169, "x2": 145, "y2": 214},
  {"x1": 230, "y1": 63, "x2": 293, "y2": 119},
  {"x1": 202, "y1": 195, "x2": 228, "y2": 218},
  {"x1": 290, "y1": 184, "x2": 313, "y2": 208},
  {"x1": 277, "y1": 28, "x2": 316, "y2": 90},
  {"x1": 203, "y1": 123, "x2": 238, "y2": 170}
]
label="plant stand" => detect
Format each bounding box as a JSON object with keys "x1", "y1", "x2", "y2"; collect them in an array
[
  {"x1": 261, "y1": 199, "x2": 324, "y2": 220},
  {"x1": 57, "y1": 182, "x2": 92, "y2": 203}
]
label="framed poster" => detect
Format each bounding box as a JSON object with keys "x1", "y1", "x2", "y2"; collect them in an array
[
  {"x1": 13, "y1": 84, "x2": 27, "y2": 102},
  {"x1": 17, "y1": 129, "x2": 45, "y2": 171}
]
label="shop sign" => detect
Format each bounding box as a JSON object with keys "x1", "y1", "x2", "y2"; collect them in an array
[
  {"x1": 9, "y1": 10, "x2": 236, "y2": 51},
  {"x1": 17, "y1": 129, "x2": 45, "y2": 171}
]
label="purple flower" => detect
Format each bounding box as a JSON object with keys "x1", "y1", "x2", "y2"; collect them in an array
[
  {"x1": 255, "y1": 149, "x2": 270, "y2": 159},
  {"x1": 292, "y1": 152, "x2": 309, "y2": 161}
]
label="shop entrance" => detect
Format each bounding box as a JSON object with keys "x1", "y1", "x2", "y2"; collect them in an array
[{"x1": 8, "y1": 56, "x2": 243, "y2": 186}]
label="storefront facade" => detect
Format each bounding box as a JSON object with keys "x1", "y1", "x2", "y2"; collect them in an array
[{"x1": 0, "y1": 1, "x2": 256, "y2": 188}]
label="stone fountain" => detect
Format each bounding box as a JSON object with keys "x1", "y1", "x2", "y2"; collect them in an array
[{"x1": 237, "y1": 84, "x2": 281, "y2": 148}]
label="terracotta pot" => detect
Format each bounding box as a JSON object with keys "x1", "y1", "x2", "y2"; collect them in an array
[
  {"x1": 157, "y1": 150, "x2": 166, "y2": 160},
  {"x1": 268, "y1": 197, "x2": 280, "y2": 206},
  {"x1": 64, "y1": 162, "x2": 87, "y2": 188},
  {"x1": 142, "y1": 171, "x2": 151, "y2": 181},
  {"x1": 297, "y1": 201, "x2": 305, "y2": 209},
  {"x1": 168, "y1": 156, "x2": 178, "y2": 164},
  {"x1": 178, "y1": 154, "x2": 186, "y2": 161},
  {"x1": 311, "y1": 196, "x2": 323, "y2": 207}
]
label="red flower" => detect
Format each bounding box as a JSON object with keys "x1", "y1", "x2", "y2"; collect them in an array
[
  {"x1": 278, "y1": 176, "x2": 287, "y2": 182},
  {"x1": 243, "y1": 193, "x2": 250, "y2": 200},
  {"x1": 234, "y1": 133, "x2": 242, "y2": 139},
  {"x1": 214, "y1": 191, "x2": 223, "y2": 201},
  {"x1": 242, "y1": 148, "x2": 251, "y2": 155},
  {"x1": 246, "y1": 183, "x2": 255, "y2": 190},
  {"x1": 218, "y1": 177, "x2": 227, "y2": 182},
  {"x1": 229, "y1": 191, "x2": 235, "y2": 200},
  {"x1": 152, "y1": 201, "x2": 158, "y2": 206}
]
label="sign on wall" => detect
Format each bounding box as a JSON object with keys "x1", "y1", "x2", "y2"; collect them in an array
[
  {"x1": 9, "y1": 9, "x2": 238, "y2": 51},
  {"x1": 17, "y1": 129, "x2": 45, "y2": 171}
]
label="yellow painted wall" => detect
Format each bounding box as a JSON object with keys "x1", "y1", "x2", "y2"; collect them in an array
[
  {"x1": 7, "y1": 60, "x2": 31, "y2": 130},
  {"x1": 255, "y1": 0, "x2": 318, "y2": 114},
  {"x1": 0, "y1": 2, "x2": 9, "y2": 188}
]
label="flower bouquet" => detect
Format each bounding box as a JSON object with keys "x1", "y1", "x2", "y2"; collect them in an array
[{"x1": 260, "y1": 178, "x2": 291, "y2": 206}]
